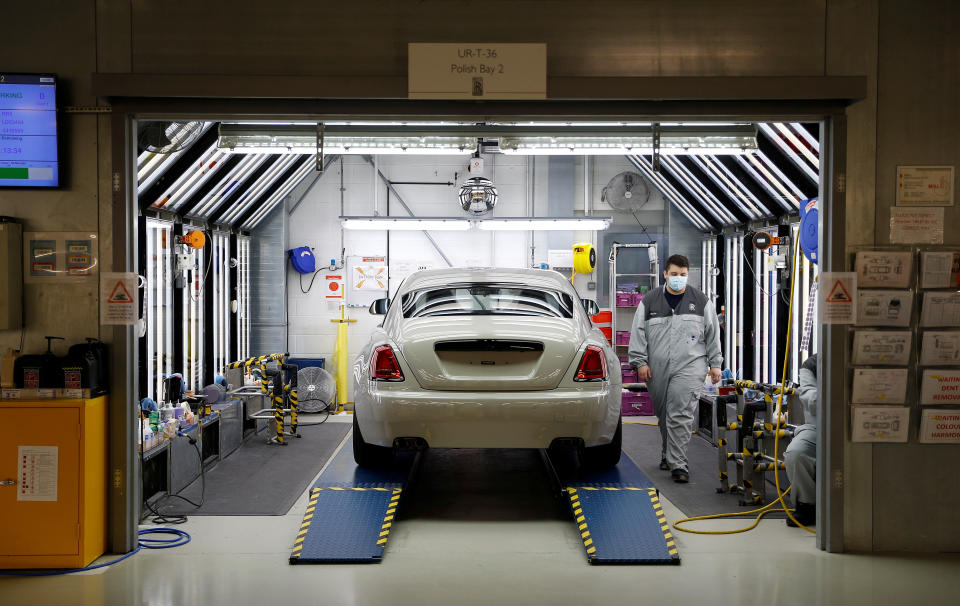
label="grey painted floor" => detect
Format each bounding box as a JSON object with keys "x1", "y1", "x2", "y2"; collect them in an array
[{"x1": 2, "y1": 417, "x2": 959, "y2": 606}]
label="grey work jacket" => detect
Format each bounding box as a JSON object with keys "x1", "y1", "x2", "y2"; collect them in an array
[
  {"x1": 627, "y1": 285, "x2": 723, "y2": 374},
  {"x1": 797, "y1": 354, "x2": 818, "y2": 427}
]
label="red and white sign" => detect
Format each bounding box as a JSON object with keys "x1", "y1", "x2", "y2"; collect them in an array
[
  {"x1": 919, "y1": 409, "x2": 960, "y2": 443},
  {"x1": 100, "y1": 272, "x2": 138, "y2": 325},
  {"x1": 325, "y1": 275, "x2": 343, "y2": 299},
  {"x1": 820, "y1": 272, "x2": 856, "y2": 324},
  {"x1": 896, "y1": 165, "x2": 955, "y2": 206},
  {"x1": 890, "y1": 207, "x2": 944, "y2": 244},
  {"x1": 920, "y1": 369, "x2": 960, "y2": 405}
]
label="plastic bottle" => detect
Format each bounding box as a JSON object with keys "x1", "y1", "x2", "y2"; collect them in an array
[{"x1": 1, "y1": 349, "x2": 19, "y2": 388}]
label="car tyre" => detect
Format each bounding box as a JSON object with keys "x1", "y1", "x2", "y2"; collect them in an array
[
  {"x1": 581, "y1": 416, "x2": 622, "y2": 469},
  {"x1": 353, "y1": 414, "x2": 394, "y2": 468}
]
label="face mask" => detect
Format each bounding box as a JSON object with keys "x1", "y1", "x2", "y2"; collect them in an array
[{"x1": 667, "y1": 276, "x2": 687, "y2": 291}]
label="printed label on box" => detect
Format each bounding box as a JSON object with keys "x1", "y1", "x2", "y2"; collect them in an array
[{"x1": 23, "y1": 369, "x2": 40, "y2": 388}]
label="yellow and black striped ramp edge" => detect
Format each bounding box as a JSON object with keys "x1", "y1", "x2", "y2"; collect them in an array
[
  {"x1": 290, "y1": 487, "x2": 402, "y2": 564},
  {"x1": 566, "y1": 487, "x2": 680, "y2": 564}
]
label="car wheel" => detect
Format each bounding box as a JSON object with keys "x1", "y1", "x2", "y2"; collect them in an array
[
  {"x1": 353, "y1": 414, "x2": 394, "y2": 468},
  {"x1": 581, "y1": 416, "x2": 622, "y2": 469}
]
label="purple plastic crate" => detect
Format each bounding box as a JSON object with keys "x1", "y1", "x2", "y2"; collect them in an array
[
  {"x1": 615, "y1": 331, "x2": 631, "y2": 345},
  {"x1": 621, "y1": 368, "x2": 638, "y2": 383},
  {"x1": 632, "y1": 292, "x2": 645, "y2": 305},
  {"x1": 621, "y1": 391, "x2": 654, "y2": 416},
  {"x1": 616, "y1": 292, "x2": 634, "y2": 307}
]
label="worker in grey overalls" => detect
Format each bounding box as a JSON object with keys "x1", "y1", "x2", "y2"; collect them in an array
[
  {"x1": 784, "y1": 353, "x2": 818, "y2": 526},
  {"x1": 628, "y1": 254, "x2": 722, "y2": 483}
]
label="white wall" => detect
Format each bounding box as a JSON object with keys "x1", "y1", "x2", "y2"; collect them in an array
[{"x1": 285, "y1": 154, "x2": 704, "y2": 401}]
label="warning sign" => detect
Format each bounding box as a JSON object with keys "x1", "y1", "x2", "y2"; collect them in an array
[
  {"x1": 919, "y1": 409, "x2": 960, "y2": 443},
  {"x1": 825, "y1": 280, "x2": 852, "y2": 302},
  {"x1": 108, "y1": 280, "x2": 133, "y2": 303},
  {"x1": 325, "y1": 275, "x2": 344, "y2": 299},
  {"x1": 100, "y1": 272, "x2": 139, "y2": 325},
  {"x1": 820, "y1": 272, "x2": 857, "y2": 324}
]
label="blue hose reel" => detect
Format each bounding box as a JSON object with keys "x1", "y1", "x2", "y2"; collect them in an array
[
  {"x1": 798, "y1": 198, "x2": 818, "y2": 265},
  {"x1": 288, "y1": 246, "x2": 316, "y2": 274}
]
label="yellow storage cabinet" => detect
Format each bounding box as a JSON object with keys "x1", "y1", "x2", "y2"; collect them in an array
[{"x1": 0, "y1": 396, "x2": 107, "y2": 569}]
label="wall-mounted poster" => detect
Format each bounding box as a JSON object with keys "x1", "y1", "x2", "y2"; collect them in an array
[
  {"x1": 851, "y1": 368, "x2": 908, "y2": 404},
  {"x1": 920, "y1": 369, "x2": 960, "y2": 405},
  {"x1": 918, "y1": 409, "x2": 960, "y2": 443},
  {"x1": 852, "y1": 331, "x2": 911, "y2": 365},
  {"x1": 855, "y1": 251, "x2": 912, "y2": 288},
  {"x1": 896, "y1": 165, "x2": 955, "y2": 206},
  {"x1": 890, "y1": 207, "x2": 944, "y2": 244},
  {"x1": 920, "y1": 291, "x2": 960, "y2": 327},
  {"x1": 23, "y1": 232, "x2": 98, "y2": 284},
  {"x1": 920, "y1": 251, "x2": 960, "y2": 289},
  {"x1": 856, "y1": 290, "x2": 912, "y2": 327},
  {"x1": 919, "y1": 331, "x2": 960, "y2": 365},
  {"x1": 851, "y1": 406, "x2": 910, "y2": 443}
]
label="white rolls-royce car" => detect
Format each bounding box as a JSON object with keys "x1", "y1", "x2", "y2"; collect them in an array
[{"x1": 351, "y1": 267, "x2": 623, "y2": 468}]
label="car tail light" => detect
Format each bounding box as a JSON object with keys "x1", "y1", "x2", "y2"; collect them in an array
[
  {"x1": 574, "y1": 345, "x2": 607, "y2": 381},
  {"x1": 370, "y1": 345, "x2": 404, "y2": 381}
]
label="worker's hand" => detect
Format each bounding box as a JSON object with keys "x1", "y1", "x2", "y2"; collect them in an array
[
  {"x1": 709, "y1": 367, "x2": 722, "y2": 384},
  {"x1": 637, "y1": 365, "x2": 652, "y2": 382}
]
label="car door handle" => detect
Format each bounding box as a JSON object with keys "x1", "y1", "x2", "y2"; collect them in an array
[{"x1": 0, "y1": 479, "x2": 15, "y2": 486}]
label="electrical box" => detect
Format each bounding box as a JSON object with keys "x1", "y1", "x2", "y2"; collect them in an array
[{"x1": 0, "y1": 220, "x2": 23, "y2": 330}]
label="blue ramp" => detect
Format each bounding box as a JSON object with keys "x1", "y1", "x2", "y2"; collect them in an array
[
  {"x1": 567, "y1": 486, "x2": 679, "y2": 564},
  {"x1": 553, "y1": 451, "x2": 680, "y2": 564},
  {"x1": 290, "y1": 486, "x2": 402, "y2": 564},
  {"x1": 290, "y1": 436, "x2": 414, "y2": 564}
]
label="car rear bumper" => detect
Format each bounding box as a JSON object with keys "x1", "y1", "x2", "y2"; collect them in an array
[{"x1": 355, "y1": 385, "x2": 620, "y2": 448}]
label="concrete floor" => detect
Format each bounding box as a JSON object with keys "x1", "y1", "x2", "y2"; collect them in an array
[{"x1": 2, "y1": 421, "x2": 959, "y2": 606}]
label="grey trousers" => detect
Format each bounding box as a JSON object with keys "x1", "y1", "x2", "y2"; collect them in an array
[
  {"x1": 784, "y1": 424, "x2": 817, "y2": 505},
  {"x1": 650, "y1": 372, "x2": 701, "y2": 471}
]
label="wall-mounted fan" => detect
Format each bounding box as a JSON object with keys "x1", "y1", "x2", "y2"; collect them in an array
[
  {"x1": 601, "y1": 171, "x2": 651, "y2": 212},
  {"x1": 137, "y1": 120, "x2": 205, "y2": 154}
]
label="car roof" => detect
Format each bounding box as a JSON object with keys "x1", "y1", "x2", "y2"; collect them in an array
[{"x1": 399, "y1": 267, "x2": 576, "y2": 294}]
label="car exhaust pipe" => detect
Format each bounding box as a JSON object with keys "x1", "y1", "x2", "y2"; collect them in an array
[{"x1": 393, "y1": 437, "x2": 429, "y2": 451}]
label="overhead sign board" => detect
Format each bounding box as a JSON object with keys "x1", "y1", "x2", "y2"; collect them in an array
[{"x1": 408, "y1": 43, "x2": 547, "y2": 99}]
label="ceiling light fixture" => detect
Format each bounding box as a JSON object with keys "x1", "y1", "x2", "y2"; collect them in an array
[
  {"x1": 340, "y1": 216, "x2": 612, "y2": 231},
  {"x1": 218, "y1": 123, "x2": 757, "y2": 156}
]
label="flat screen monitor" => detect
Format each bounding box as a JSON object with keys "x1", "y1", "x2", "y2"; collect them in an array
[{"x1": 0, "y1": 73, "x2": 59, "y2": 187}]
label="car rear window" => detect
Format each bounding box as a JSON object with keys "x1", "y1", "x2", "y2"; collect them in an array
[{"x1": 400, "y1": 283, "x2": 575, "y2": 318}]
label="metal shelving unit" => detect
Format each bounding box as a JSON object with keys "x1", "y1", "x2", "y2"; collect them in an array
[{"x1": 609, "y1": 243, "x2": 660, "y2": 351}]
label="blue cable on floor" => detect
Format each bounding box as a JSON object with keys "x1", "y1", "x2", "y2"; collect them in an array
[{"x1": 0, "y1": 528, "x2": 191, "y2": 577}]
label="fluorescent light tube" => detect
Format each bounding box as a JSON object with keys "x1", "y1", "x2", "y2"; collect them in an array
[
  {"x1": 476, "y1": 218, "x2": 612, "y2": 231},
  {"x1": 341, "y1": 217, "x2": 473, "y2": 231}
]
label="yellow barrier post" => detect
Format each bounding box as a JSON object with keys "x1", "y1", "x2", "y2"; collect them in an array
[{"x1": 330, "y1": 304, "x2": 357, "y2": 413}]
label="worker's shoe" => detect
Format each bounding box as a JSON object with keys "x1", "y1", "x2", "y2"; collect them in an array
[
  {"x1": 786, "y1": 501, "x2": 816, "y2": 527},
  {"x1": 671, "y1": 468, "x2": 690, "y2": 483},
  {"x1": 659, "y1": 458, "x2": 670, "y2": 471}
]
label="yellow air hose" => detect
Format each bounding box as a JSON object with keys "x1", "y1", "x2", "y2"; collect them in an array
[{"x1": 673, "y1": 220, "x2": 815, "y2": 535}]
